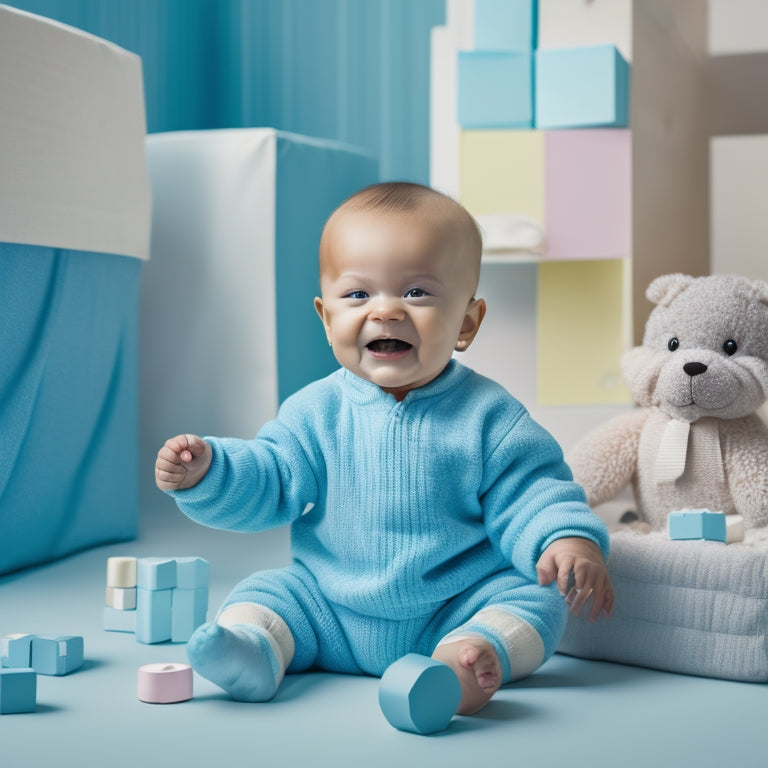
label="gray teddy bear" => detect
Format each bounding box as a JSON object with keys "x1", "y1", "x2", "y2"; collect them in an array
[{"x1": 568, "y1": 273, "x2": 768, "y2": 531}]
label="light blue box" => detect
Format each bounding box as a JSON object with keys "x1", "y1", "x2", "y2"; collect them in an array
[
  {"x1": 668, "y1": 510, "x2": 726, "y2": 542},
  {"x1": 175, "y1": 557, "x2": 210, "y2": 590},
  {"x1": 136, "y1": 588, "x2": 173, "y2": 644},
  {"x1": 31, "y1": 635, "x2": 84, "y2": 676},
  {"x1": 137, "y1": 557, "x2": 177, "y2": 591},
  {"x1": 0, "y1": 634, "x2": 34, "y2": 668},
  {"x1": 0, "y1": 668, "x2": 36, "y2": 714},
  {"x1": 474, "y1": 0, "x2": 537, "y2": 52},
  {"x1": 535, "y1": 45, "x2": 630, "y2": 129},
  {"x1": 171, "y1": 587, "x2": 209, "y2": 643},
  {"x1": 103, "y1": 606, "x2": 137, "y2": 634},
  {"x1": 458, "y1": 51, "x2": 534, "y2": 128}
]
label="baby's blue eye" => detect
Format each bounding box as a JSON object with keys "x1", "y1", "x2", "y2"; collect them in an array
[
  {"x1": 405, "y1": 288, "x2": 428, "y2": 298},
  {"x1": 345, "y1": 290, "x2": 369, "y2": 300}
]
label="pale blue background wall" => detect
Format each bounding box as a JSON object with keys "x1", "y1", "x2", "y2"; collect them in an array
[{"x1": 5, "y1": 0, "x2": 444, "y2": 183}]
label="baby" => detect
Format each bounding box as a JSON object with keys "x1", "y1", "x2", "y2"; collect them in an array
[{"x1": 155, "y1": 182, "x2": 613, "y2": 716}]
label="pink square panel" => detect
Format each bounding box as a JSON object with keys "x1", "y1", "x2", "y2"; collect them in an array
[{"x1": 544, "y1": 129, "x2": 631, "y2": 260}]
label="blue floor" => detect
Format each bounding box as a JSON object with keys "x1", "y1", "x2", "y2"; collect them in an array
[{"x1": 2, "y1": 493, "x2": 766, "y2": 767}]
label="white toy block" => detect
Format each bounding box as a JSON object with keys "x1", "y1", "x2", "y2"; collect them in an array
[
  {"x1": 379, "y1": 654, "x2": 462, "y2": 735},
  {"x1": 726, "y1": 514, "x2": 745, "y2": 544},
  {"x1": 175, "y1": 557, "x2": 210, "y2": 590},
  {"x1": 106, "y1": 556, "x2": 138, "y2": 588},
  {"x1": 0, "y1": 634, "x2": 34, "y2": 668},
  {"x1": 136, "y1": 588, "x2": 173, "y2": 644},
  {"x1": 0, "y1": 668, "x2": 36, "y2": 714},
  {"x1": 137, "y1": 663, "x2": 193, "y2": 704},
  {"x1": 31, "y1": 635, "x2": 84, "y2": 676},
  {"x1": 171, "y1": 587, "x2": 209, "y2": 643},
  {"x1": 103, "y1": 606, "x2": 137, "y2": 634},
  {"x1": 137, "y1": 557, "x2": 177, "y2": 591},
  {"x1": 106, "y1": 586, "x2": 137, "y2": 610}
]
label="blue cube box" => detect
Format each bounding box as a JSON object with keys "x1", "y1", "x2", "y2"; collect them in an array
[
  {"x1": 0, "y1": 668, "x2": 36, "y2": 714},
  {"x1": 0, "y1": 634, "x2": 34, "y2": 668},
  {"x1": 31, "y1": 635, "x2": 84, "y2": 676},
  {"x1": 668, "y1": 510, "x2": 727, "y2": 543},
  {"x1": 136, "y1": 588, "x2": 173, "y2": 644},
  {"x1": 474, "y1": 0, "x2": 537, "y2": 52},
  {"x1": 171, "y1": 587, "x2": 209, "y2": 643},
  {"x1": 535, "y1": 45, "x2": 630, "y2": 129},
  {"x1": 175, "y1": 557, "x2": 210, "y2": 590},
  {"x1": 458, "y1": 51, "x2": 534, "y2": 129},
  {"x1": 137, "y1": 557, "x2": 177, "y2": 591}
]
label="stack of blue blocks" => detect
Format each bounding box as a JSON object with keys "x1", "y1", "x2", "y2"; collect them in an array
[
  {"x1": 457, "y1": 0, "x2": 630, "y2": 130},
  {"x1": 104, "y1": 556, "x2": 210, "y2": 644}
]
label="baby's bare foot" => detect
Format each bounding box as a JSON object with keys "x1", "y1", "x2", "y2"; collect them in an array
[{"x1": 432, "y1": 636, "x2": 502, "y2": 715}]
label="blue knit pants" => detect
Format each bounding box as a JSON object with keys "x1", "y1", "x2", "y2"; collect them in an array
[{"x1": 220, "y1": 562, "x2": 567, "y2": 681}]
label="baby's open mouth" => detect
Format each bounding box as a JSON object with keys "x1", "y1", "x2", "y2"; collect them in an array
[{"x1": 366, "y1": 338, "x2": 412, "y2": 354}]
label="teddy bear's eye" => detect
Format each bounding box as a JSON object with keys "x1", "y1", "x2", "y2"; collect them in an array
[
  {"x1": 667, "y1": 337, "x2": 679, "y2": 352},
  {"x1": 723, "y1": 339, "x2": 738, "y2": 356}
]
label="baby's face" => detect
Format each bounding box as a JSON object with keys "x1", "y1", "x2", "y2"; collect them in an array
[{"x1": 315, "y1": 206, "x2": 484, "y2": 400}]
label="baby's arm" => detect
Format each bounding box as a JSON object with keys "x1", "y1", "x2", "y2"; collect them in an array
[
  {"x1": 155, "y1": 434, "x2": 212, "y2": 492},
  {"x1": 536, "y1": 537, "x2": 613, "y2": 622}
]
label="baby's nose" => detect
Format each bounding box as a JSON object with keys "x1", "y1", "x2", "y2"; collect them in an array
[{"x1": 370, "y1": 296, "x2": 405, "y2": 321}]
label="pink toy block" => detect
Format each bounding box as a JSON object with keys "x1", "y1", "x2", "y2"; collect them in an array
[
  {"x1": 544, "y1": 129, "x2": 631, "y2": 261},
  {"x1": 0, "y1": 634, "x2": 34, "y2": 668},
  {"x1": 137, "y1": 663, "x2": 193, "y2": 703},
  {"x1": 31, "y1": 635, "x2": 84, "y2": 676},
  {"x1": 0, "y1": 668, "x2": 36, "y2": 714},
  {"x1": 379, "y1": 654, "x2": 462, "y2": 734}
]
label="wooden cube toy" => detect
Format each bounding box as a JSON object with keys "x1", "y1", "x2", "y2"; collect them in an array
[
  {"x1": 0, "y1": 668, "x2": 36, "y2": 714},
  {"x1": 175, "y1": 557, "x2": 210, "y2": 590},
  {"x1": 106, "y1": 556, "x2": 137, "y2": 588},
  {"x1": 668, "y1": 510, "x2": 727, "y2": 543},
  {"x1": 31, "y1": 635, "x2": 84, "y2": 676},
  {"x1": 474, "y1": 0, "x2": 537, "y2": 52},
  {"x1": 136, "y1": 588, "x2": 173, "y2": 644},
  {"x1": 171, "y1": 587, "x2": 209, "y2": 643},
  {"x1": 137, "y1": 557, "x2": 177, "y2": 591},
  {"x1": 1, "y1": 634, "x2": 34, "y2": 668},
  {"x1": 379, "y1": 654, "x2": 462, "y2": 735}
]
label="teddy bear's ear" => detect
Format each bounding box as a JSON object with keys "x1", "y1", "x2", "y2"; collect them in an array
[
  {"x1": 747, "y1": 278, "x2": 768, "y2": 307},
  {"x1": 646, "y1": 274, "x2": 695, "y2": 307}
]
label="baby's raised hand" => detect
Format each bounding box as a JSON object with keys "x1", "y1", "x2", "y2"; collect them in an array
[
  {"x1": 155, "y1": 434, "x2": 212, "y2": 492},
  {"x1": 536, "y1": 537, "x2": 614, "y2": 622}
]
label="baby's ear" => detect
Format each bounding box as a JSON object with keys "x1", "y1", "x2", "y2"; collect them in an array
[
  {"x1": 646, "y1": 274, "x2": 695, "y2": 307},
  {"x1": 455, "y1": 297, "x2": 486, "y2": 352}
]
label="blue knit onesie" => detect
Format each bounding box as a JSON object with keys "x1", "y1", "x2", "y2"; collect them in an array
[{"x1": 171, "y1": 360, "x2": 609, "y2": 682}]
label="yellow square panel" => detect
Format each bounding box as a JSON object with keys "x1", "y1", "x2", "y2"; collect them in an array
[
  {"x1": 460, "y1": 130, "x2": 544, "y2": 222},
  {"x1": 537, "y1": 259, "x2": 631, "y2": 405}
]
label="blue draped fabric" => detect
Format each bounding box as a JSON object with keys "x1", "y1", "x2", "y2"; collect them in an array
[
  {"x1": 0, "y1": 244, "x2": 141, "y2": 574},
  {"x1": 4, "y1": 0, "x2": 444, "y2": 183}
]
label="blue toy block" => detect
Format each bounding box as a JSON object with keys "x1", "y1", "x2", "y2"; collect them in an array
[
  {"x1": 137, "y1": 557, "x2": 177, "y2": 591},
  {"x1": 457, "y1": 50, "x2": 534, "y2": 129},
  {"x1": 379, "y1": 654, "x2": 462, "y2": 735},
  {"x1": 103, "y1": 606, "x2": 137, "y2": 634},
  {"x1": 31, "y1": 635, "x2": 84, "y2": 676},
  {"x1": 474, "y1": 0, "x2": 537, "y2": 52},
  {"x1": 535, "y1": 45, "x2": 629, "y2": 129},
  {"x1": 136, "y1": 587, "x2": 173, "y2": 644},
  {"x1": 668, "y1": 510, "x2": 727, "y2": 542},
  {"x1": 0, "y1": 668, "x2": 36, "y2": 714},
  {"x1": 171, "y1": 587, "x2": 209, "y2": 643},
  {"x1": 0, "y1": 634, "x2": 34, "y2": 668},
  {"x1": 175, "y1": 557, "x2": 210, "y2": 590}
]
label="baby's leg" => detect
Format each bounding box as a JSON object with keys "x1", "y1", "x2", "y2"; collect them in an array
[
  {"x1": 187, "y1": 602, "x2": 294, "y2": 702},
  {"x1": 432, "y1": 606, "x2": 547, "y2": 714}
]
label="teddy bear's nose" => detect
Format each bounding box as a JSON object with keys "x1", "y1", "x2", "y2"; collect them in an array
[{"x1": 683, "y1": 362, "x2": 708, "y2": 377}]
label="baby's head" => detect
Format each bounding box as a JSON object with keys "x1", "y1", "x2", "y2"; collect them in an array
[{"x1": 314, "y1": 182, "x2": 486, "y2": 400}]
